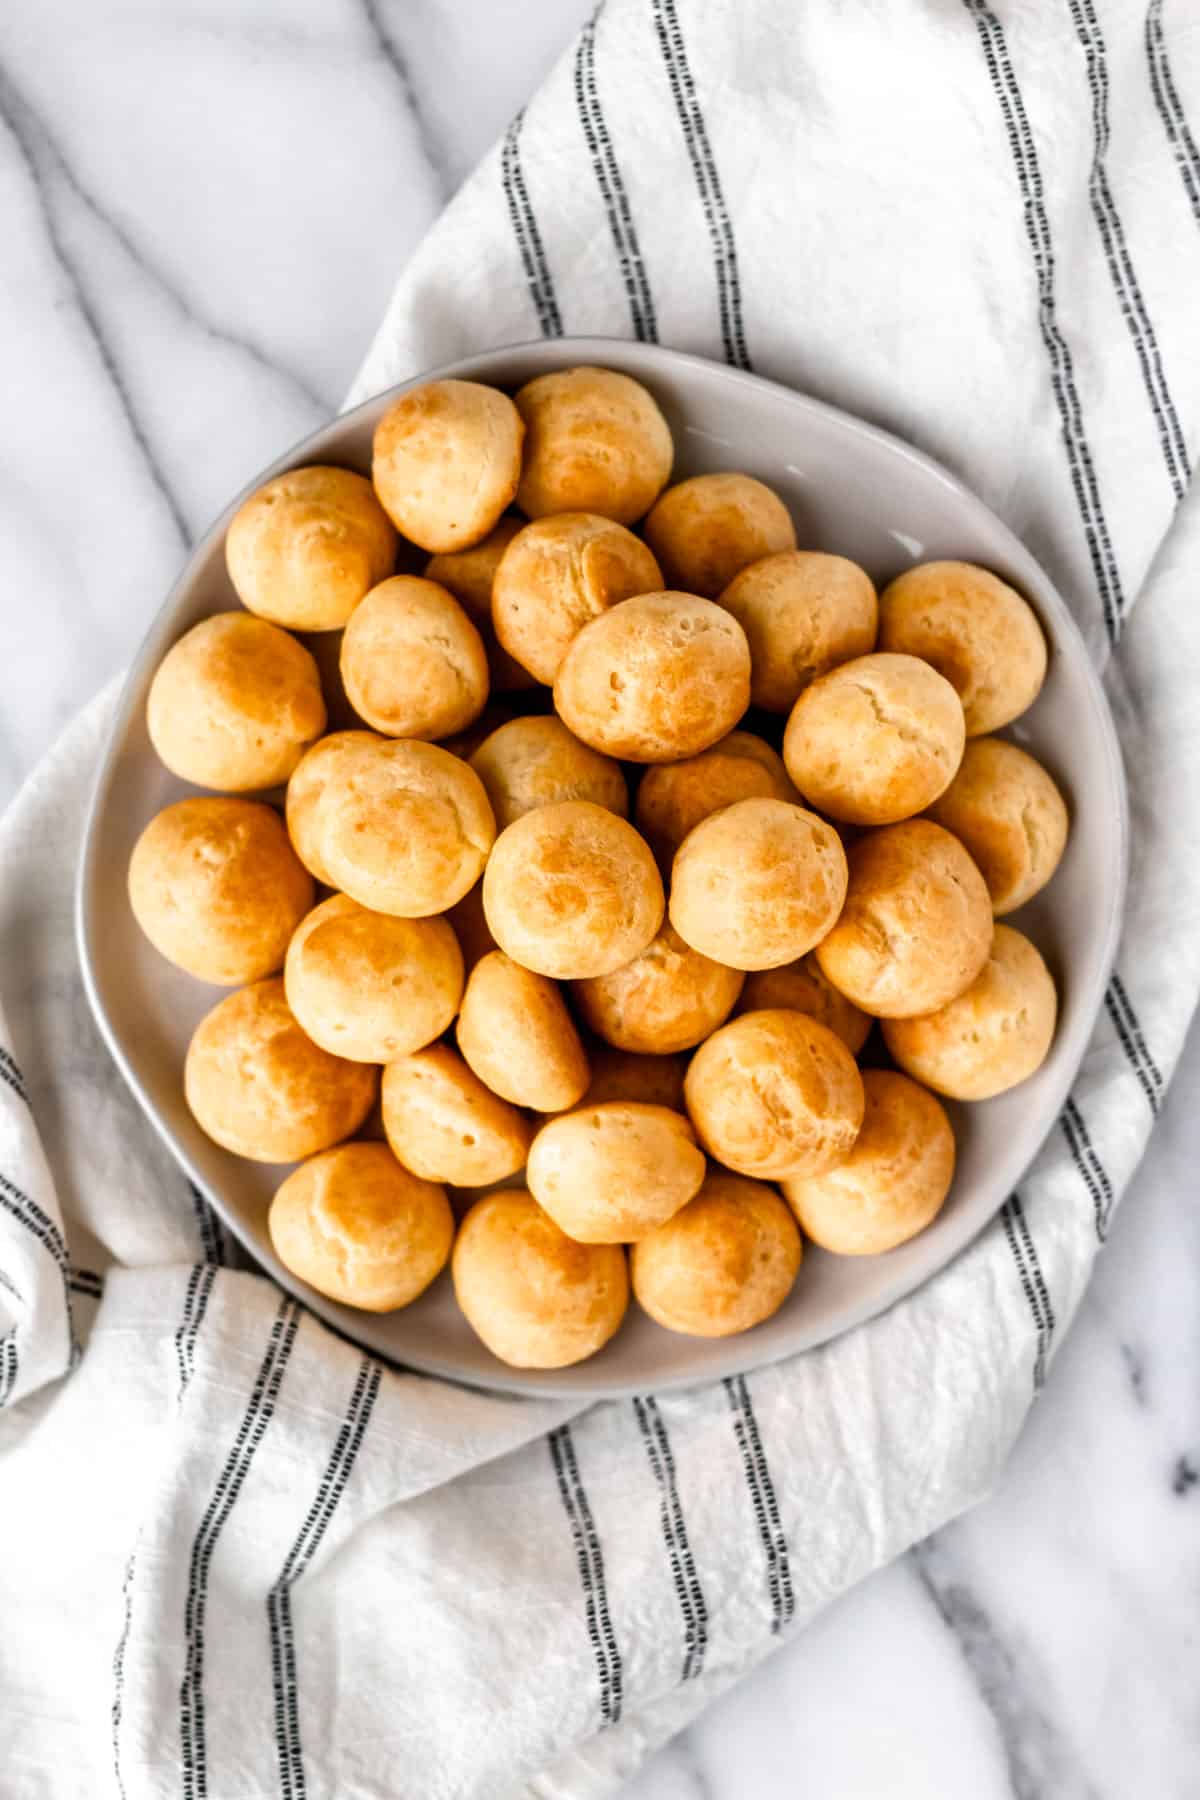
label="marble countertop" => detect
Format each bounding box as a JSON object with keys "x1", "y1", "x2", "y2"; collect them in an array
[{"x1": 3, "y1": 2, "x2": 1197, "y2": 1794}]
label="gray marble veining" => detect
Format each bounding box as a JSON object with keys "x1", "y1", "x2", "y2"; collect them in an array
[
  {"x1": 360, "y1": 0, "x2": 458, "y2": 202},
  {"x1": 0, "y1": 62, "x2": 195, "y2": 546},
  {"x1": 913, "y1": 1546, "x2": 1101, "y2": 1800}
]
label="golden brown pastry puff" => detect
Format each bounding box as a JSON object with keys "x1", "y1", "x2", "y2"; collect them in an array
[
  {"x1": 298, "y1": 736, "x2": 496, "y2": 917},
  {"x1": 425, "y1": 515, "x2": 535, "y2": 693},
  {"x1": 513, "y1": 366, "x2": 673, "y2": 524},
  {"x1": 456, "y1": 951, "x2": 590, "y2": 1112},
  {"x1": 582, "y1": 1048, "x2": 688, "y2": 1111},
  {"x1": 815, "y1": 819, "x2": 993, "y2": 1018},
  {"x1": 284, "y1": 893, "x2": 463, "y2": 1062},
  {"x1": 782, "y1": 1069, "x2": 954, "y2": 1255},
  {"x1": 269, "y1": 1141, "x2": 453, "y2": 1310},
  {"x1": 718, "y1": 550, "x2": 877, "y2": 712},
  {"x1": 669, "y1": 798, "x2": 847, "y2": 971},
  {"x1": 782, "y1": 652, "x2": 965, "y2": 825},
  {"x1": 631, "y1": 1173, "x2": 801, "y2": 1337},
  {"x1": 372, "y1": 378, "x2": 524, "y2": 553},
  {"x1": 878, "y1": 560, "x2": 1047, "y2": 735},
  {"x1": 445, "y1": 879, "x2": 497, "y2": 972},
  {"x1": 128, "y1": 797, "x2": 312, "y2": 985},
  {"x1": 573, "y1": 923, "x2": 743, "y2": 1055},
  {"x1": 482, "y1": 800, "x2": 663, "y2": 979},
  {"x1": 339, "y1": 576, "x2": 489, "y2": 740},
  {"x1": 468, "y1": 715, "x2": 627, "y2": 830},
  {"x1": 225, "y1": 465, "x2": 396, "y2": 631},
  {"x1": 739, "y1": 953, "x2": 871, "y2": 1055},
  {"x1": 381, "y1": 1044, "x2": 533, "y2": 1187},
  {"x1": 452, "y1": 1191, "x2": 629, "y2": 1368},
  {"x1": 634, "y1": 730, "x2": 796, "y2": 869},
  {"x1": 492, "y1": 513, "x2": 662, "y2": 683},
  {"x1": 284, "y1": 729, "x2": 382, "y2": 885},
  {"x1": 925, "y1": 737, "x2": 1068, "y2": 915},
  {"x1": 527, "y1": 1102, "x2": 705, "y2": 1242},
  {"x1": 644, "y1": 472, "x2": 796, "y2": 598},
  {"x1": 147, "y1": 612, "x2": 326, "y2": 792},
  {"x1": 185, "y1": 979, "x2": 377, "y2": 1163},
  {"x1": 882, "y1": 924, "x2": 1057, "y2": 1100},
  {"x1": 684, "y1": 1008, "x2": 864, "y2": 1179},
  {"x1": 553, "y1": 592, "x2": 751, "y2": 763}
]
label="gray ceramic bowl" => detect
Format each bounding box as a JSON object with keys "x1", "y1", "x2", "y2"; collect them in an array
[{"x1": 76, "y1": 338, "x2": 1127, "y2": 1399}]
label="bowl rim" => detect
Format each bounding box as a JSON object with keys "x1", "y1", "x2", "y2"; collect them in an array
[{"x1": 75, "y1": 334, "x2": 1130, "y2": 1398}]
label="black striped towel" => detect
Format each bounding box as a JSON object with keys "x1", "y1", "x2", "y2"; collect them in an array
[{"x1": 3, "y1": 2, "x2": 1200, "y2": 1793}]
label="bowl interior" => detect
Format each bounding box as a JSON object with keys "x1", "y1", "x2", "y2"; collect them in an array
[{"x1": 77, "y1": 338, "x2": 1126, "y2": 1399}]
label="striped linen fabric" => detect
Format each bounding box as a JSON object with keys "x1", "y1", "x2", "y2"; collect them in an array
[{"x1": 3, "y1": 2, "x2": 1200, "y2": 1793}]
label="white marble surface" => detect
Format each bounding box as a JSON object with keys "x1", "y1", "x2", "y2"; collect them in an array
[{"x1": 2, "y1": 2, "x2": 1198, "y2": 1794}]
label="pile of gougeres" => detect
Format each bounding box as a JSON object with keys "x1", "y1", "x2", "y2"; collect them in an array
[{"x1": 128, "y1": 366, "x2": 1068, "y2": 1371}]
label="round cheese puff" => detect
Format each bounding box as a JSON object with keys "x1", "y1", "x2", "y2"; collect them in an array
[
  {"x1": 457, "y1": 951, "x2": 589, "y2": 1111},
  {"x1": 381, "y1": 1044, "x2": 532, "y2": 1186},
  {"x1": 492, "y1": 513, "x2": 663, "y2": 683},
  {"x1": 882, "y1": 924, "x2": 1057, "y2": 1100},
  {"x1": 781, "y1": 1069, "x2": 954, "y2": 1255},
  {"x1": 356, "y1": 1093, "x2": 389, "y2": 1144},
  {"x1": 631, "y1": 1172, "x2": 801, "y2": 1338},
  {"x1": 184, "y1": 978, "x2": 377, "y2": 1162},
  {"x1": 285, "y1": 729, "x2": 382, "y2": 885},
  {"x1": 554, "y1": 592, "x2": 751, "y2": 763},
  {"x1": 316, "y1": 738, "x2": 495, "y2": 917},
  {"x1": 878, "y1": 560, "x2": 1047, "y2": 734},
  {"x1": 483, "y1": 801, "x2": 663, "y2": 979},
  {"x1": 439, "y1": 698, "x2": 527, "y2": 762},
  {"x1": 815, "y1": 819, "x2": 993, "y2": 1018},
  {"x1": 925, "y1": 736, "x2": 1069, "y2": 915},
  {"x1": 573, "y1": 923, "x2": 743, "y2": 1054},
  {"x1": 372, "y1": 379, "x2": 524, "y2": 553},
  {"x1": 740, "y1": 953, "x2": 871, "y2": 1056},
  {"x1": 425, "y1": 516, "x2": 535, "y2": 692},
  {"x1": 684, "y1": 1009, "x2": 865, "y2": 1179},
  {"x1": 425, "y1": 516, "x2": 520, "y2": 616},
  {"x1": 469, "y1": 716, "x2": 628, "y2": 830},
  {"x1": 584, "y1": 1048, "x2": 687, "y2": 1111},
  {"x1": 643, "y1": 472, "x2": 796, "y2": 599},
  {"x1": 527, "y1": 1103, "x2": 705, "y2": 1242},
  {"x1": 284, "y1": 894, "x2": 463, "y2": 1063},
  {"x1": 225, "y1": 465, "x2": 397, "y2": 631},
  {"x1": 128, "y1": 797, "x2": 313, "y2": 985},
  {"x1": 718, "y1": 551, "x2": 878, "y2": 712},
  {"x1": 269, "y1": 1142, "x2": 452, "y2": 1310},
  {"x1": 669, "y1": 798, "x2": 848, "y2": 972},
  {"x1": 339, "y1": 576, "x2": 489, "y2": 740},
  {"x1": 514, "y1": 366, "x2": 673, "y2": 524},
  {"x1": 452, "y1": 1191, "x2": 629, "y2": 1368},
  {"x1": 147, "y1": 612, "x2": 326, "y2": 792},
  {"x1": 634, "y1": 730, "x2": 796, "y2": 868},
  {"x1": 300, "y1": 625, "x2": 363, "y2": 733},
  {"x1": 446, "y1": 880, "x2": 497, "y2": 971},
  {"x1": 782, "y1": 652, "x2": 965, "y2": 825}
]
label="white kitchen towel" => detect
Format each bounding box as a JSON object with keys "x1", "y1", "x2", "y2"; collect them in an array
[{"x1": 3, "y1": 2, "x2": 1200, "y2": 1795}]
